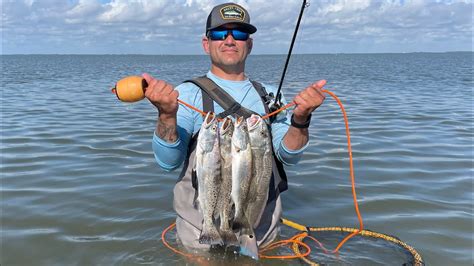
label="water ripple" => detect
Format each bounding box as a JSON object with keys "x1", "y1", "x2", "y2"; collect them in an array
[{"x1": 1, "y1": 53, "x2": 472, "y2": 265}]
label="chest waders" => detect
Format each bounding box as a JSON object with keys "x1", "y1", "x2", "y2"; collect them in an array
[{"x1": 172, "y1": 76, "x2": 288, "y2": 250}]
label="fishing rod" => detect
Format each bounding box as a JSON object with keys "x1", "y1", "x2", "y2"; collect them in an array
[{"x1": 271, "y1": 0, "x2": 309, "y2": 112}]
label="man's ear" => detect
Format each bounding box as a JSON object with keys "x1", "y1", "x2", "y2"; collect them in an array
[
  {"x1": 202, "y1": 36, "x2": 210, "y2": 54},
  {"x1": 247, "y1": 38, "x2": 253, "y2": 54}
]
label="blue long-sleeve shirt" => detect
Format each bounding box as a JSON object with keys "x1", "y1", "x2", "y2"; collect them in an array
[{"x1": 152, "y1": 71, "x2": 308, "y2": 171}]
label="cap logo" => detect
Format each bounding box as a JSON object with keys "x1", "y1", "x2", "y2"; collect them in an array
[{"x1": 220, "y1": 5, "x2": 245, "y2": 21}]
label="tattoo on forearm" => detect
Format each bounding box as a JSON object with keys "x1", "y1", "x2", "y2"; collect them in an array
[{"x1": 157, "y1": 120, "x2": 178, "y2": 143}]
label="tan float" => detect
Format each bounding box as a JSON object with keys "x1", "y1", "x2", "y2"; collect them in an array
[{"x1": 112, "y1": 76, "x2": 147, "y2": 102}]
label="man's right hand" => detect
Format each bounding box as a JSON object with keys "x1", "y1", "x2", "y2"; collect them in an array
[{"x1": 142, "y1": 73, "x2": 179, "y2": 118}]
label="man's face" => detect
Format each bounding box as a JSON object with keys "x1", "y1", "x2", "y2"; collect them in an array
[{"x1": 202, "y1": 24, "x2": 253, "y2": 69}]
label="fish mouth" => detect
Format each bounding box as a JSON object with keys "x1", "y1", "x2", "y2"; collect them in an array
[
  {"x1": 203, "y1": 112, "x2": 216, "y2": 128},
  {"x1": 220, "y1": 117, "x2": 233, "y2": 134},
  {"x1": 246, "y1": 114, "x2": 262, "y2": 130},
  {"x1": 235, "y1": 116, "x2": 245, "y2": 126}
]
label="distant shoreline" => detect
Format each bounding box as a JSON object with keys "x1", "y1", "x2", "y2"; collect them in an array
[{"x1": 1, "y1": 51, "x2": 472, "y2": 56}]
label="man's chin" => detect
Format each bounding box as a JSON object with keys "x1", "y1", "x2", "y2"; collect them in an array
[
  {"x1": 212, "y1": 57, "x2": 245, "y2": 70},
  {"x1": 223, "y1": 57, "x2": 245, "y2": 66}
]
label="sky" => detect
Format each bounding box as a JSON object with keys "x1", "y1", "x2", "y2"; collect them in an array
[{"x1": 1, "y1": 0, "x2": 472, "y2": 54}]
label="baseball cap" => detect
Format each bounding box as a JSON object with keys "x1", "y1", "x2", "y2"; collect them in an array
[{"x1": 206, "y1": 3, "x2": 257, "y2": 34}]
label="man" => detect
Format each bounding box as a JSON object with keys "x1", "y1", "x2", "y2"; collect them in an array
[{"x1": 143, "y1": 2, "x2": 326, "y2": 256}]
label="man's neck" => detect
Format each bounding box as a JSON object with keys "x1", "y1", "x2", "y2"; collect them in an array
[{"x1": 210, "y1": 65, "x2": 246, "y2": 81}]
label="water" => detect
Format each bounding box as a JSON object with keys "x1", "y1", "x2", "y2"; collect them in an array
[{"x1": 1, "y1": 53, "x2": 472, "y2": 265}]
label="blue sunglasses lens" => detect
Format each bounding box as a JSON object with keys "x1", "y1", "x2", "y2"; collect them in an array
[
  {"x1": 208, "y1": 29, "x2": 249, "y2": 41},
  {"x1": 231, "y1": 30, "x2": 249, "y2": 40},
  {"x1": 208, "y1": 30, "x2": 227, "y2": 40}
]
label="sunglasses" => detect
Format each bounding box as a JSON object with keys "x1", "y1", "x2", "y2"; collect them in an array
[{"x1": 207, "y1": 29, "x2": 250, "y2": 41}]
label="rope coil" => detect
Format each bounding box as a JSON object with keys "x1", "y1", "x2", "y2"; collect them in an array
[{"x1": 284, "y1": 221, "x2": 424, "y2": 265}]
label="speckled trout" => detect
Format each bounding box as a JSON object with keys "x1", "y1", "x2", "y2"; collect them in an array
[
  {"x1": 194, "y1": 112, "x2": 223, "y2": 245},
  {"x1": 216, "y1": 117, "x2": 238, "y2": 246},
  {"x1": 230, "y1": 116, "x2": 254, "y2": 238},
  {"x1": 246, "y1": 114, "x2": 273, "y2": 228}
]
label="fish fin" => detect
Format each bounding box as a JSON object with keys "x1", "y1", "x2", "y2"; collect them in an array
[
  {"x1": 230, "y1": 202, "x2": 236, "y2": 219},
  {"x1": 219, "y1": 228, "x2": 238, "y2": 247},
  {"x1": 232, "y1": 211, "x2": 244, "y2": 231},
  {"x1": 191, "y1": 169, "x2": 198, "y2": 190},
  {"x1": 232, "y1": 211, "x2": 254, "y2": 237},
  {"x1": 192, "y1": 191, "x2": 199, "y2": 210},
  {"x1": 238, "y1": 234, "x2": 259, "y2": 260},
  {"x1": 191, "y1": 169, "x2": 199, "y2": 209},
  {"x1": 199, "y1": 224, "x2": 223, "y2": 246}
]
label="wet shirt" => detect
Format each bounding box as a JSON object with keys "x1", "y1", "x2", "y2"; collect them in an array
[{"x1": 152, "y1": 71, "x2": 308, "y2": 170}]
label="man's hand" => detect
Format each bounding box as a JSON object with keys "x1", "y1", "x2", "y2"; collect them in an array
[
  {"x1": 292, "y1": 80, "x2": 327, "y2": 124},
  {"x1": 142, "y1": 73, "x2": 179, "y2": 118}
]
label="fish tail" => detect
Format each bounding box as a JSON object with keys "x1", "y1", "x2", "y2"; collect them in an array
[
  {"x1": 199, "y1": 223, "x2": 223, "y2": 246},
  {"x1": 238, "y1": 234, "x2": 259, "y2": 260},
  {"x1": 219, "y1": 228, "x2": 238, "y2": 246},
  {"x1": 219, "y1": 210, "x2": 238, "y2": 246}
]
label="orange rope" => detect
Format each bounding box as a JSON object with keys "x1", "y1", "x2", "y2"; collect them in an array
[
  {"x1": 259, "y1": 233, "x2": 311, "y2": 259},
  {"x1": 321, "y1": 89, "x2": 364, "y2": 253},
  {"x1": 164, "y1": 89, "x2": 364, "y2": 261},
  {"x1": 177, "y1": 99, "x2": 296, "y2": 121},
  {"x1": 177, "y1": 99, "x2": 207, "y2": 117},
  {"x1": 161, "y1": 222, "x2": 195, "y2": 258},
  {"x1": 161, "y1": 221, "x2": 311, "y2": 261}
]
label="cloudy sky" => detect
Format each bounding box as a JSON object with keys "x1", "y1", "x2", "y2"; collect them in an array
[{"x1": 1, "y1": 0, "x2": 472, "y2": 54}]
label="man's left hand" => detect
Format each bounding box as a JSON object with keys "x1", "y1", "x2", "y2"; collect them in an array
[{"x1": 292, "y1": 80, "x2": 327, "y2": 124}]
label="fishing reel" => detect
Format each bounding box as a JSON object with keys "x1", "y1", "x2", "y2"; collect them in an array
[
  {"x1": 111, "y1": 76, "x2": 148, "y2": 103},
  {"x1": 267, "y1": 96, "x2": 282, "y2": 114},
  {"x1": 265, "y1": 92, "x2": 285, "y2": 122}
]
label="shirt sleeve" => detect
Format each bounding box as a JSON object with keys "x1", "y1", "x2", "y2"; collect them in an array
[
  {"x1": 152, "y1": 83, "x2": 201, "y2": 171},
  {"x1": 266, "y1": 86, "x2": 309, "y2": 166}
]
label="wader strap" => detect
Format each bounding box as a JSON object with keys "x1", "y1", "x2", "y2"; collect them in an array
[
  {"x1": 250, "y1": 80, "x2": 271, "y2": 109},
  {"x1": 202, "y1": 90, "x2": 214, "y2": 113},
  {"x1": 250, "y1": 80, "x2": 278, "y2": 123},
  {"x1": 184, "y1": 76, "x2": 256, "y2": 119}
]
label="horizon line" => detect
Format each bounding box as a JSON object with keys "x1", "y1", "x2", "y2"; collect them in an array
[{"x1": 1, "y1": 51, "x2": 472, "y2": 56}]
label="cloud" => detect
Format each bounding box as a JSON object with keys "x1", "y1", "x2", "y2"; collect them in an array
[
  {"x1": 66, "y1": 0, "x2": 104, "y2": 23},
  {"x1": 1, "y1": 0, "x2": 472, "y2": 54},
  {"x1": 276, "y1": 0, "x2": 473, "y2": 53}
]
